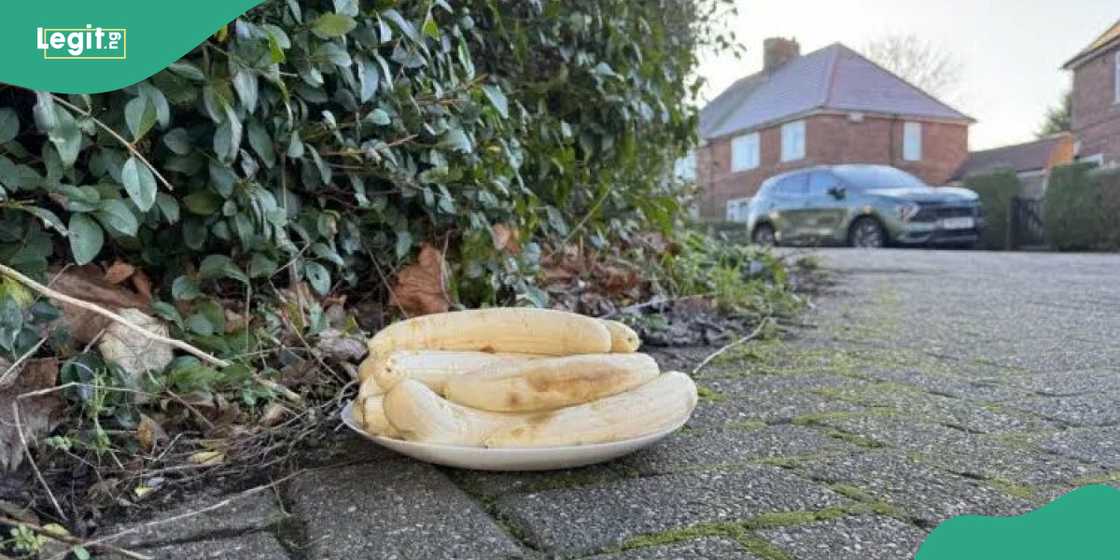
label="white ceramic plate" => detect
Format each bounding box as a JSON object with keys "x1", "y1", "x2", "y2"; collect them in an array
[{"x1": 340, "y1": 401, "x2": 687, "y2": 471}]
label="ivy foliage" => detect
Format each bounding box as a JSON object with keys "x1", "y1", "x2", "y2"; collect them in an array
[{"x1": 0, "y1": 0, "x2": 734, "y2": 309}]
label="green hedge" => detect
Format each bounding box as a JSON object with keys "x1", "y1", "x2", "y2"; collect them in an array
[
  {"x1": 1045, "y1": 163, "x2": 1120, "y2": 251},
  {"x1": 963, "y1": 169, "x2": 1020, "y2": 250},
  {"x1": 0, "y1": 0, "x2": 733, "y2": 310}
]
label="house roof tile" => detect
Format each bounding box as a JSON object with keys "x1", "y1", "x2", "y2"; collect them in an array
[
  {"x1": 700, "y1": 43, "x2": 972, "y2": 140},
  {"x1": 1062, "y1": 19, "x2": 1120, "y2": 69},
  {"x1": 951, "y1": 134, "x2": 1073, "y2": 181}
]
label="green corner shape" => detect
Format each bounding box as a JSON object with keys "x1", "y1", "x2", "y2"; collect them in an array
[{"x1": 916, "y1": 485, "x2": 1120, "y2": 559}]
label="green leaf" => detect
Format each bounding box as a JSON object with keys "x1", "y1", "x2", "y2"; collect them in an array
[
  {"x1": 214, "y1": 107, "x2": 242, "y2": 163},
  {"x1": 0, "y1": 109, "x2": 18, "y2": 144},
  {"x1": 333, "y1": 0, "x2": 358, "y2": 16},
  {"x1": 199, "y1": 254, "x2": 249, "y2": 284},
  {"x1": 247, "y1": 122, "x2": 276, "y2": 168},
  {"x1": 124, "y1": 96, "x2": 157, "y2": 142},
  {"x1": 68, "y1": 214, "x2": 103, "y2": 265},
  {"x1": 311, "y1": 13, "x2": 356, "y2": 39},
  {"x1": 167, "y1": 61, "x2": 207, "y2": 81},
  {"x1": 121, "y1": 156, "x2": 157, "y2": 212},
  {"x1": 156, "y1": 193, "x2": 180, "y2": 223},
  {"x1": 171, "y1": 276, "x2": 201, "y2": 301},
  {"x1": 43, "y1": 104, "x2": 82, "y2": 168},
  {"x1": 22, "y1": 206, "x2": 67, "y2": 234},
  {"x1": 421, "y1": 12, "x2": 440, "y2": 40},
  {"x1": 183, "y1": 191, "x2": 222, "y2": 215},
  {"x1": 304, "y1": 261, "x2": 330, "y2": 295},
  {"x1": 186, "y1": 313, "x2": 215, "y2": 336},
  {"x1": 163, "y1": 128, "x2": 192, "y2": 155},
  {"x1": 395, "y1": 230, "x2": 412, "y2": 259},
  {"x1": 138, "y1": 83, "x2": 170, "y2": 128},
  {"x1": 440, "y1": 128, "x2": 472, "y2": 154},
  {"x1": 94, "y1": 199, "x2": 139, "y2": 236},
  {"x1": 481, "y1": 84, "x2": 509, "y2": 119},
  {"x1": 366, "y1": 109, "x2": 390, "y2": 126},
  {"x1": 73, "y1": 546, "x2": 91, "y2": 560},
  {"x1": 232, "y1": 69, "x2": 259, "y2": 113},
  {"x1": 249, "y1": 253, "x2": 278, "y2": 278},
  {"x1": 357, "y1": 56, "x2": 380, "y2": 102}
]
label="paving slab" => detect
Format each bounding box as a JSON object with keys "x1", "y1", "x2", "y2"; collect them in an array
[
  {"x1": 493, "y1": 465, "x2": 846, "y2": 555},
  {"x1": 444, "y1": 464, "x2": 623, "y2": 499},
  {"x1": 108, "y1": 532, "x2": 289, "y2": 560},
  {"x1": 617, "y1": 425, "x2": 853, "y2": 475},
  {"x1": 862, "y1": 368, "x2": 1026, "y2": 403},
  {"x1": 1042, "y1": 427, "x2": 1120, "y2": 468},
  {"x1": 287, "y1": 461, "x2": 525, "y2": 560},
  {"x1": 102, "y1": 490, "x2": 284, "y2": 548},
  {"x1": 1009, "y1": 369, "x2": 1120, "y2": 397},
  {"x1": 687, "y1": 392, "x2": 865, "y2": 429},
  {"x1": 1009, "y1": 393, "x2": 1120, "y2": 427},
  {"x1": 584, "y1": 538, "x2": 759, "y2": 559},
  {"x1": 797, "y1": 451, "x2": 1032, "y2": 526},
  {"x1": 757, "y1": 515, "x2": 926, "y2": 560}
]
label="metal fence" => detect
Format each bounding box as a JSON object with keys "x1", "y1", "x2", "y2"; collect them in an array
[{"x1": 1010, "y1": 197, "x2": 1046, "y2": 250}]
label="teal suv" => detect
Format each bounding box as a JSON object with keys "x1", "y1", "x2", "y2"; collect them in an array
[{"x1": 746, "y1": 165, "x2": 984, "y2": 248}]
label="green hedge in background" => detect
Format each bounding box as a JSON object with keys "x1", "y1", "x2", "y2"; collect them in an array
[
  {"x1": 0, "y1": 0, "x2": 734, "y2": 309},
  {"x1": 1045, "y1": 163, "x2": 1120, "y2": 251},
  {"x1": 963, "y1": 169, "x2": 1020, "y2": 250}
]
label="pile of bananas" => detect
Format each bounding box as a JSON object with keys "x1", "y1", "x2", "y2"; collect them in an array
[{"x1": 352, "y1": 308, "x2": 697, "y2": 448}]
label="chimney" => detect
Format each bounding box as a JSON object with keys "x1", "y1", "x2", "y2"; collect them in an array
[{"x1": 763, "y1": 37, "x2": 800, "y2": 73}]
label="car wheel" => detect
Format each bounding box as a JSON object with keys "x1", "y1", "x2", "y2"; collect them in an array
[
  {"x1": 752, "y1": 224, "x2": 776, "y2": 246},
  {"x1": 848, "y1": 217, "x2": 885, "y2": 248}
]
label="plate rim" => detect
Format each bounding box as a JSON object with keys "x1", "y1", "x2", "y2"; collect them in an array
[{"x1": 340, "y1": 400, "x2": 688, "y2": 453}]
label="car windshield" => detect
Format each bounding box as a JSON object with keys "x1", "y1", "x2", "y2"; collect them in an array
[{"x1": 833, "y1": 166, "x2": 930, "y2": 191}]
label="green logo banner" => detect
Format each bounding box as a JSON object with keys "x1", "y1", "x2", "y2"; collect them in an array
[
  {"x1": 1, "y1": 1, "x2": 264, "y2": 93},
  {"x1": 917, "y1": 485, "x2": 1120, "y2": 559}
]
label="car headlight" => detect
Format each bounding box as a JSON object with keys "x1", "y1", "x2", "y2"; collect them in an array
[{"x1": 897, "y1": 203, "x2": 921, "y2": 223}]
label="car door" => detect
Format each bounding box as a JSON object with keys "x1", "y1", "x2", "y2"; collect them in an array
[
  {"x1": 770, "y1": 173, "x2": 810, "y2": 243},
  {"x1": 803, "y1": 171, "x2": 850, "y2": 243}
]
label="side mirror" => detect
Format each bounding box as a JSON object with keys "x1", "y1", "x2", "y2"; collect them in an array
[{"x1": 827, "y1": 186, "x2": 847, "y2": 199}]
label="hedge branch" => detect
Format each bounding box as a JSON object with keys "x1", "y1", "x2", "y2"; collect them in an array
[
  {"x1": 49, "y1": 95, "x2": 176, "y2": 192},
  {"x1": 0, "y1": 264, "x2": 230, "y2": 368}
]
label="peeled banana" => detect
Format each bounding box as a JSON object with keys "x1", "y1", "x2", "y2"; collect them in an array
[
  {"x1": 601, "y1": 320, "x2": 641, "y2": 353},
  {"x1": 374, "y1": 350, "x2": 541, "y2": 393},
  {"x1": 355, "y1": 394, "x2": 400, "y2": 438},
  {"x1": 443, "y1": 353, "x2": 659, "y2": 412},
  {"x1": 383, "y1": 372, "x2": 697, "y2": 448},
  {"x1": 367, "y1": 308, "x2": 612, "y2": 359}
]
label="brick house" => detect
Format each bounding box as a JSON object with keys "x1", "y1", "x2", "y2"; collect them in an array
[
  {"x1": 1062, "y1": 19, "x2": 1120, "y2": 167},
  {"x1": 696, "y1": 38, "x2": 973, "y2": 221},
  {"x1": 949, "y1": 133, "x2": 1076, "y2": 199}
]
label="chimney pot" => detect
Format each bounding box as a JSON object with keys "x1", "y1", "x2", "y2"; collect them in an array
[{"x1": 763, "y1": 37, "x2": 800, "y2": 73}]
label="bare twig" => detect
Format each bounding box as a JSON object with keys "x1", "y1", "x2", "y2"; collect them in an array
[
  {"x1": 12, "y1": 401, "x2": 66, "y2": 521},
  {"x1": 0, "y1": 516, "x2": 151, "y2": 560},
  {"x1": 50, "y1": 95, "x2": 176, "y2": 192},
  {"x1": 0, "y1": 263, "x2": 230, "y2": 368},
  {"x1": 0, "y1": 337, "x2": 46, "y2": 386},
  {"x1": 691, "y1": 316, "x2": 772, "y2": 376}
]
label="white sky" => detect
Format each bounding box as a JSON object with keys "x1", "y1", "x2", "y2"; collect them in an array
[{"x1": 696, "y1": 0, "x2": 1118, "y2": 150}]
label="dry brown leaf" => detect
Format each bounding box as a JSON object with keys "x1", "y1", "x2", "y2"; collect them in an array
[
  {"x1": 97, "y1": 309, "x2": 174, "y2": 394},
  {"x1": 136, "y1": 414, "x2": 168, "y2": 451},
  {"x1": 389, "y1": 243, "x2": 450, "y2": 316},
  {"x1": 103, "y1": 261, "x2": 136, "y2": 285},
  {"x1": 259, "y1": 403, "x2": 290, "y2": 427},
  {"x1": 188, "y1": 451, "x2": 224, "y2": 465},
  {"x1": 317, "y1": 328, "x2": 367, "y2": 362},
  {"x1": 491, "y1": 224, "x2": 521, "y2": 254},
  {"x1": 0, "y1": 359, "x2": 62, "y2": 472},
  {"x1": 130, "y1": 269, "x2": 153, "y2": 302},
  {"x1": 48, "y1": 266, "x2": 151, "y2": 344}
]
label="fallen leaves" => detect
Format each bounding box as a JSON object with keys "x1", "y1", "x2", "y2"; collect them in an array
[
  {"x1": 48, "y1": 266, "x2": 151, "y2": 344},
  {"x1": 97, "y1": 308, "x2": 174, "y2": 394},
  {"x1": 389, "y1": 243, "x2": 450, "y2": 316},
  {"x1": 0, "y1": 359, "x2": 62, "y2": 472}
]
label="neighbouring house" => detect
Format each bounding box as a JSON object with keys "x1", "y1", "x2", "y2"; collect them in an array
[
  {"x1": 950, "y1": 133, "x2": 1076, "y2": 199},
  {"x1": 1062, "y1": 18, "x2": 1120, "y2": 167},
  {"x1": 696, "y1": 38, "x2": 974, "y2": 221}
]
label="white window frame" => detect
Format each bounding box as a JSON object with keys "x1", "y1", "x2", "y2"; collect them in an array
[
  {"x1": 730, "y1": 132, "x2": 760, "y2": 172},
  {"x1": 725, "y1": 197, "x2": 753, "y2": 223},
  {"x1": 1115, "y1": 51, "x2": 1120, "y2": 104},
  {"x1": 780, "y1": 120, "x2": 806, "y2": 162},
  {"x1": 903, "y1": 121, "x2": 922, "y2": 161}
]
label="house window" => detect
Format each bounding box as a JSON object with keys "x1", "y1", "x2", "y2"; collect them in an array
[
  {"x1": 781, "y1": 120, "x2": 806, "y2": 162},
  {"x1": 730, "y1": 133, "x2": 760, "y2": 171},
  {"x1": 725, "y1": 197, "x2": 753, "y2": 222},
  {"x1": 903, "y1": 122, "x2": 922, "y2": 161}
]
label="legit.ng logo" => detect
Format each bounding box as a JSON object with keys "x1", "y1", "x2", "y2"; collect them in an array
[{"x1": 36, "y1": 25, "x2": 127, "y2": 60}]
